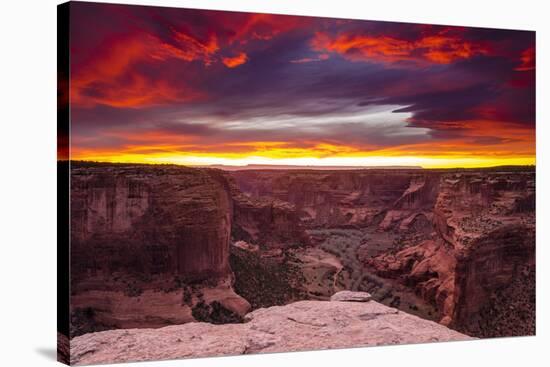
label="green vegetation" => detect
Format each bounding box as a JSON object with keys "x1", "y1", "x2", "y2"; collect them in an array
[
  {"x1": 191, "y1": 301, "x2": 243, "y2": 324},
  {"x1": 229, "y1": 247, "x2": 306, "y2": 309}
]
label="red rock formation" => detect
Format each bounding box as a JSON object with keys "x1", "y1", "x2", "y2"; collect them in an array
[
  {"x1": 452, "y1": 225, "x2": 535, "y2": 336},
  {"x1": 393, "y1": 174, "x2": 440, "y2": 210},
  {"x1": 231, "y1": 168, "x2": 536, "y2": 336},
  {"x1": 71, "y1": 164, "x2": 232, "y2": 282},
  {"x1": 231, "y1": 170, "x2": 419, "y2": 228},
  {"x1": 232, "y1": 196, "x2": 311, "y2": 248},
  {"x1": 68, "y1": 163, "x2": 535, "y2": 340},
  {"x1": 367, "y1": 171, "x2": 535, "y2": 333},
  {"x1": 70, "y1": 163, "x2": 248, "y2": 335},
  {"x1": 223, "y1": 173, "x2": 311, "y2": 248},
  {"x1": 367, "y1": 240, "x2": 457, "y2": 322}
]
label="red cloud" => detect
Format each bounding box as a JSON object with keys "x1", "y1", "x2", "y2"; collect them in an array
[
  {"x1": 151, "y1": 30, "x2": 219, "y2": 65},
  {"x1": 222, "y1": 52, "x2": 248, "y2": 68},
  {"x1": 230, "y1": 13, "x2": 308, "y2": 44},
  {"x1": 515, "y1": 46, "x2": 535, "y2": 71},
  {"x1": 74, "y1": 72, "x2": 203, "y2": 108},
  {"x1": 71, "y1": 33, "x2": 206, "y2": 108},
  {"x1": 70, "y1": 11, "x2": 304, "y2": 108},
  {"x1": 312, "y1": 30, "x2": 489, "y2": 65}
]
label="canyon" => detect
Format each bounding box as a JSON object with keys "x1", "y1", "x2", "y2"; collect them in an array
[
  {"x1": 231, "y1": 167, "x2": 535, "y2": 335},
  {"x1": 65, "y1": 162, "x2": 535, "y2": 364}
]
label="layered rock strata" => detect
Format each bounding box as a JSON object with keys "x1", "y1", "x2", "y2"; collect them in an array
[
  {"x1": 70, "y1": 163, "x2": 249, "y2": 335},
  {"x1": 67, "y1": 163, "x2": 535, "y2": 341},
  {"x1": 231, "y1": 168, "x2": 536, "y2": 335}
]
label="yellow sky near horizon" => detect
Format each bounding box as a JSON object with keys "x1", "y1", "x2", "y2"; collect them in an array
[{"x1": 69, "y1": 150, "x2": 535, "y2": 169}]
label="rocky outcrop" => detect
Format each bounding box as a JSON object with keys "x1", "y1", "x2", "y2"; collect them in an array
[
  {"x1": 231, "y1": 169, "x2": 535, "y2": 236},
  {"x1": 231, "y1": 195, "x2": 311, "y2": 248},
  {"x1": 432, "y1": 171, "x2": 535, "y2": 248},
  {"x1": 393, "y1": 175, "x2": 440, "y2": 210},
  {"x1": 67, "y1": 163, "x2": 535, "y2": 343},
  {"x1": 70, "y1": 296, "x2": 473, "y2": 365},
  {"x1": 367, "y1": 240, "x2": 456, "y2": 324},
  {"x1": 330, "y1": 290, "x2": 372, "y2": 302},
  {"x1": 452, "y1": 225, "x2": 535, "y2": 336},
  {"x1": 69, "y1": 280, "x2": 250, "y2": 336},
  {"x1": 232, "y1": 168, "x2": 536, "y2": 336},
  {"x1": 70, "y1": 163, "x2": 249, "y2": 335},
  {"x1": 365, "y1": 172, "x2": 535, "y2": 333},
  {"x1": 71, "y1": 163, "x2": 233, "y2": 282},
  {"x1": 222, "y1": 172, "x2": 311, "y2": 249},
  {"x1": 231, "y1": 170, "x2": 416, "y2": 228}
]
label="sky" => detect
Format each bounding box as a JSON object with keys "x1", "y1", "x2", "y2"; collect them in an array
[{"x1": 65, "y1": 2, "x2": 536, "y2": 168}]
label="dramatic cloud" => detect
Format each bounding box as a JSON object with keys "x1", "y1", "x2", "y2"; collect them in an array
[
  {"x1": 311, "y1": 27, "x2": 489, "y2": 65},
  {"x1": 222, "y1": 52, "x2": 248, "y2": 68},
  {"x1": 515, "y1": 46, "x2": 535, "y2": 71},
  {"x1": 67, "y1": 2, "x2": 536, "y2": 168}
]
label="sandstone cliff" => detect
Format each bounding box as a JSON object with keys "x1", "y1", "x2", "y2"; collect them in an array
[
  {"x1": 67, "y1": 163, "x2": 535, "y2": 342},
  {"x1": 231, "y1": 170, "x2": 440, "y2": 230},
  {"x1": 71, "y1": 163, "x2": 233, "y2": 281},
  {"x1": 452, "y1": 225, "x2": 535, "y2": 336},
  {"x1": 232, "y1": 195, "x2": 311, "y2": 248},
  {"x1": 70, "y1": 294, "x2": 473, "y2": 365},
  {"x1": 69, "y1": 163, "x2": 310, "y2": 336},
  {"x1": 70, "y1": 163, "x2": 249, "y2": 336},
  {"x1": 222, "y1": 172, "x2": 311, "y2": 248},
  {"x1": 231, "y1": 168, "x2": 536, "y2": 336}
]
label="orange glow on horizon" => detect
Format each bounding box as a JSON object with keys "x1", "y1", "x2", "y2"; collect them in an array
[
  {"x1": 66, "y1": 4, "x2": 535, "y2": 170},
  {"x1": 69, "y1": 117, "x2": 535, "y2": 169},
  {"x1": 70, "y1": 141, "x2": 535, "y2": 169},
  {"x1": 67, "y1": 153, "x2": 535, "y2": 169}
]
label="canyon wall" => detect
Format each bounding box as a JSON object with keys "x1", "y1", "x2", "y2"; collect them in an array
[
  {"x1": 69, "y1": 163, "x2": 311, "y2": 336},
  {"x1": 69, "y1": 163, "x2": 248, "y2": 335},
  {"x1": 71, "y1": 164, "x2": 233, "y2": 282},
  {"x1": 68, "y1": 163, "x2": 535, "y2": 339},
  {"x1": 452, "y1": 225, "x2": 535, "y2": 336},
  {"x1": 231, "y1": 170, "x2": 415, "y2": 228},
  {"x1": 231, "y1": 193, "x2": 311, "y2": 249},
  {"x1": 223, "y1": 172, "x2": 311, "y2": 249},
  {"x1": 231, "y1": 168, "x2": 536, "y2": 336}
]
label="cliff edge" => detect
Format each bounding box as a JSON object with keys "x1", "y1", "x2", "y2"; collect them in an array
[{"x1": 70, "y1": 292, "x2": 473, "y2": 365}]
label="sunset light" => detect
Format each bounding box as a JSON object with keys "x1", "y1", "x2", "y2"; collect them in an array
[{"x1": 65, "y1": 3, "x2": 535, "y2": 168}]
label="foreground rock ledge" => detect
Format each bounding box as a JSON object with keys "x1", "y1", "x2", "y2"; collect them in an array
[
  {"x1": 71, "y1": 298, "x2": 474, "y2": 365},
  {"x1": 330, "y1": 290, "x2": 372, "y2": 302}
]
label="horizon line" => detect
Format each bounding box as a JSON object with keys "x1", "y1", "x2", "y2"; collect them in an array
[{"x1": 60, "y1": 159, "x2": 536, "y2": 171}]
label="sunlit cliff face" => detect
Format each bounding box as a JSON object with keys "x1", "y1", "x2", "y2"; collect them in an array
[{"x1": 64, "y1": 3, "x2": 535, "y2": 168}]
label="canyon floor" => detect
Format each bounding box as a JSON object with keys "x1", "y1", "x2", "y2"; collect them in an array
[{"x1": 61, "y1": 162, "x2": 535, "y2": 365}]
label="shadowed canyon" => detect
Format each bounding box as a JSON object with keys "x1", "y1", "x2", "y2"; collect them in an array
[{"x1": 63, "y1": 162, "x2": 535, "y2": 365}]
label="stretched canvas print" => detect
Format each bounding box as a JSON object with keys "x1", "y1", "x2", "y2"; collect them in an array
[{"x1": 57, "y1": 1, "x2": 536, "y2": 365}]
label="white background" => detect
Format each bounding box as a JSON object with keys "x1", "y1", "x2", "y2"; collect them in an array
[{"x1": 0, "y1": 0, "x2": 547, "y2": 365}]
